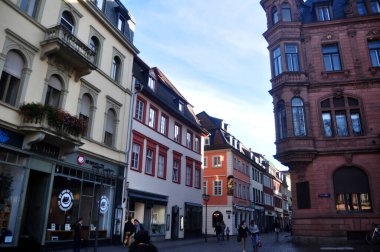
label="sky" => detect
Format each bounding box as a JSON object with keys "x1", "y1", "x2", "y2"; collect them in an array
[{"x1": 123, "y1": 1, "x2": 288, "y2": 171}]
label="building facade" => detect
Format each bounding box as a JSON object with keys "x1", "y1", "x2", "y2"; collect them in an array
[
  {"x1": 197, "y1": 111, "x2": 270, "y2": 235},
  {"x1": 261, "y1": 0, "x2": 380, "y2": 242},
  {"x1": 129, "y1": 59, "x2": 206, "y2": 240},
  {"x1": 0, "y1": 0, "x2": 138, "y2": 249}
]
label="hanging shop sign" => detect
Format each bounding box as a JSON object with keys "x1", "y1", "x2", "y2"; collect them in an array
[
  {"x1": 58, "y1": 189, "x2": 74, "y2": 211},
  {"x1": 99, "y1": 195, "x2": 109, "y2": 214}
]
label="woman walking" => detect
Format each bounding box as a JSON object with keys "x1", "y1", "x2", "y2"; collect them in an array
[
  {"x1": 238, "y1": 220, "x2": 249, "y2": 252},
  {"x1": 249, "y1": 220, "x2": 260, "y2": 252}
]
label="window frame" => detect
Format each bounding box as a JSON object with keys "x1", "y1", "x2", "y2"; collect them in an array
[
  {"x1": 273, "y1": 46, "x2": 283, "y2": 76},
  {"x1": 186, "y1": 130, "x2": 193, "y2": 149},
  {"x1": 369, "y1": 40, "x2": 380, "y2": 67},
  {"x1": 148, "y1": 105, "x2": 158, "y2": 130},
  {"x1": 174, "y1": 123, "x2": 182, "y2": 144},
  {"x1": 285, "y1": 44, "x2": 300, "y2": 72},
  {"x1": 317, "y1": 6, "x2": 331, "y2": 21},
  {"x1": 157, "y1": 145, "x2": 168, "y2": 180},
  {"x1": 135, "y1": 96, "x2": 146, "y2": 123},
  {"x1": 322, "y1": 43, "x2": 342, "y2": 72},
  {"x1": 145, "y1": 141, "x2": 156, "y2": 176},
  {"x1": 282, "y1": 3, "x2": 292, "y2": 21},
  {"x1": 291, "y1": 97, "x2": 307, "y2": 137},
  {"x1": 159, "y1": 113, "x2": 169, "y2": 136},
  {"x1": 212, "y1": 155, "x2": 222, "y2": 168},
  {"x1": 277, "y1": 100, "x2": 287, "y2": 140},
  {"x1": 213, "y1": 180, "x2": 222, "y2": 196}
]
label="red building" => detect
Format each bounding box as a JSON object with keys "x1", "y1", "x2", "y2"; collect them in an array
[{"x1": 261, "y1": 0, "x2": 380, "y2": 243}]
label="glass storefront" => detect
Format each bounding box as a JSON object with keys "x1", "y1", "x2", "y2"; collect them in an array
[
  {"x1": 46, "y1": 165, "x2": 115, "y2": 242},
  {"x1": 151, "y1": 205, "x2": 165, "y2": 236}
]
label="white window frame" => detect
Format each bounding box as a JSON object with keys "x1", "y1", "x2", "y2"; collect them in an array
[
  {"x1": 212, "y1": 156, "x2": 222, "y2": 167},
  {"x1": 213, "y1": 180, "x2": 222, "y2": 196}
]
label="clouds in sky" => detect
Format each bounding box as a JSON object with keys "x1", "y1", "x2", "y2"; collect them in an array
[{"x1": 125, "y1": 0, "x2": 287, "y2": 170}]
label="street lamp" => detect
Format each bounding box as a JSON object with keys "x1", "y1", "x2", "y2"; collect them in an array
[
  {"x1": 93, "y1": 165, "x2": 114, "y2": 252},
  {"x1": 202, "y1": 193, "x2": 210, "y2": 243}
]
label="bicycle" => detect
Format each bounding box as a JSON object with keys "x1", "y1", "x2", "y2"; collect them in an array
[{"x1": 366, "y1": 223, "x2": 380, "y2": 245}]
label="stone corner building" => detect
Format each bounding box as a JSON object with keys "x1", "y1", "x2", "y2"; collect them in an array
[{"x1": 260, "y1": 0, "x2": 380, "y2": 242}]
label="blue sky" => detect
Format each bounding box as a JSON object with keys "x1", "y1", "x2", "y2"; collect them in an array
[{"x1": 124, "y1": 1, "x2": 288, "y2": 171}]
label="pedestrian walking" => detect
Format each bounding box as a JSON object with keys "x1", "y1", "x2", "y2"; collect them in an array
[
  {"x1": 226, "y1": 226, "x2": 230, "y2": 240},
  {"x1": 221, "y1": 221, "x2": 226, "y2": 241},
  {"x1": 273, "y1": 219, "x2": 280, "y2": 242},
  {"x1": 249, "y1": 220, "x2": 260, "y2": 252},
  {"x1": 238, "y1": 220, "x2": 249, "y2": 252},
  {"x1": 129, "y1": 230, "x2": 158, "y2": 252},
  {"x1": 73, "y1": 218, "x2": 84, "y2": 252},
  {"x1": 214, "y1": 222, "x2": 222, "y2": 241},
  {"x1": 123, "y1": 216, "x2": 135, "y2": 248}
]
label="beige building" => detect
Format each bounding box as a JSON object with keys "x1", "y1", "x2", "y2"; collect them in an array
[{"x1": 0, "y1": 0, "x2": 138, "y2": 250}]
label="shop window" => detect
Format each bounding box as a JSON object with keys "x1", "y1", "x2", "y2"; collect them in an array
[
  {"x1": 150, "y1": 205, "x2": 166, "y2": 236},
  {"x1": 334, "y1": 166, "x2": 372, "y2": 212},
  {"x1": 44, "y1": 75, "x2": 62, "y2": 108},
  {"x1": 291, "y1": 97, "x2": 306, "y2": 136},
  {"x1": 276, "y1": 101, "x2": 287, "y2": 139},
  {"x1": 0, "y1": 50, "x2": 24, "y2": 107}
]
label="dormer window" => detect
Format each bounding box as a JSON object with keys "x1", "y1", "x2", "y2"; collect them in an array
[
  {"x1": 178, "y1": 101, "x2": 184, "y2": 112},
  {"x1": 148, "y1": 77, "x2": 155, "y2": 90},
  {"x1": 371, "y1": 0, "x2": 380, "y2": 13},
  {"x1": 117, "y1": 16, "x2": 125, "y2": 32},
  {"x1": 317, "y1": 6, "x2": 331, "y2": 21},
  {"x1": 357, "y1": 0, "x2": 368, "y2": 15}
]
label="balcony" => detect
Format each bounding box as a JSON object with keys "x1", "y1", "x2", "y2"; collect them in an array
[
  {"x1": 270, "y1": 72, "x2": 308, "y2": 90},
  {"x1": 40, "y1": 25, "x2": 96, "y2": 81},
  {"x1": 18, "y1": 103, "x2": 84, "y2": 159}
]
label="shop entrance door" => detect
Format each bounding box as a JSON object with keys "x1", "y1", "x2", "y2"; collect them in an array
[
  {"x1": 171, "y1": 205, "x2": 179, "y2": 239},
  {"x1": 20, "y1": 170, "x2": 50, "y2": 246}
]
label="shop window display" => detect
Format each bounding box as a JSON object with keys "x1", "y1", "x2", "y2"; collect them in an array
[{"x1": 150, "y1": 205, "x2": 165, "y2": 236}]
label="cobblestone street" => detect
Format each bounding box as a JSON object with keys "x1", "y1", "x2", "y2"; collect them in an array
[{"x1": 58, "y1": 232, "x2": 380, "y2": 252}]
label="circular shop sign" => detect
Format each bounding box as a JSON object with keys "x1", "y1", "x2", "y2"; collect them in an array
[
  {"x1": 77, "y1": 154, "x2": 85, "y2": 165},
  {"x1": 58, "y1": 189, "x2": 74, "y2": 211},
  {"x1": 99, "y1": 196, "x2": 109, "y2": 214}
]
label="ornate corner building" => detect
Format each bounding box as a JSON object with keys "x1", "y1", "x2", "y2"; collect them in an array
[{"x1": 261, "y1": 0, "x2": 380, "y2": 242}]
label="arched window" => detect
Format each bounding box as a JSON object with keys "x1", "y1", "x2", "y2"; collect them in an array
[
  {"x1": 277, "y1": 101, "x2": 287, "y2": 139},
  {"x1": 111, "y1": 56, "x2": 121, "y2": 81},
  {"x1": 45, "y1": 75, "x2": 62, "y2": 108},
  {"x1": 60, "y1": 11, "x2": 75, "y2": 33},
  {"x1": 291, "y1": 97, "x2": 306, "y2": 136},
  {"x1": 272, "y1": 6, "x2": 279, "y2": 25},
  {"x1": 334, "y1": 166, "x2": 372, "y2": 212},
  {"x1": 282, "y1": 3, "x2": 292, "y2": 21},
  {"x1": 320, "y1": 96, "x2": 363, "y2": 137},
  {"x1": 0, "y1": 50, "x2": 24, "y2": 106},
  {"x1": 104, "y1": 108, "x2": 116, "y2": 147},
  {"x1": 89, "y1": 36, "x2": 100, "y2": 65},
  {"x1": 79, "y1": 94, "x2": 92, "y2": 138},
  {"x1": 212, "y1": 211, "x2": 223, "y2": 228}
]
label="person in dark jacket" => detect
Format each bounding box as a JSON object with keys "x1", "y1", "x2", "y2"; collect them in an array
[
  {"x1": 129, "y1": 230, "x2": 158, "y2": 252},
  {"x1": 73, "y1": 218, "x2": 84, "y2": 252},
  {"x1": 123, "y1": 216, "x2": 135, "y2": 248},
  {"x1": 238, "y1": 220, "x2": 250, "y2": 252}
]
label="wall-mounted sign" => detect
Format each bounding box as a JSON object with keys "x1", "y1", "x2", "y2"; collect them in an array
[
  {"x1": 318, "y1": 193, "x2": 331, "y2": 198},
  {"x1": 99, "y1": 195, "x2": 109, "y2": 214},
  {"x1": 77, "y1": 154, "x2": 85, "y2": 165},
  {"x1": 227, "y1": 175, "x2": 234, "y2": 195},
  {"x1": 0, "y1": 127, "x2": 24, "y2": 148},
  {"x1": 58, "y1": 189, "x2": 74, "y2": 211}
]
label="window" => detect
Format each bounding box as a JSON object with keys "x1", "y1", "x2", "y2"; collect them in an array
[
  {"x1": 371, "y1": 0, "x2": 380, "y2": 13},
  {"x1": 178, "y1": 101, "x2": 184, "y2": 112},
  {"x1": 157, "y1": 154, "x2": 166, "y2": 179},
  {"x1": 148, "y1": 107, "x2": 157, "y2": 129},
  {"x1": 273, "y1": 46, "x2": 283, "y2": 76},
  {"x1": 277, "y1": 101, "x2": 287, "y2": 139},
  {"x1": 104, "y1": 109, "x2": 116, "y2": 147},
  {"x1": 111, "y1": 56, "x2": 121, "y2": 81},
  {"x1": 320, "y1": 97, "x2": 363, "y2": 137},
  {"x1": 369, "y1": 40, "x2": 380, "y2": 67},
  {"x1": 20, "y1": 0, "x2": 39, "y2": 17},
  {"x1": 194, "y1": 167, "x2": 201, "y2": 188},
  {"x1": 135, "y1": 98, "x2": 146, "y2": 122},
  {"x1": 0, "y1": 50, "x2": 24, "y2": 106},
  {"x1": 148, "y1": 77, "x2": 155, "y2": 90},
  {"x1": 212, "y1": 156, "x2": 221, "y2": 167},
  {"x1": 186, "y1": 165, "x2": 192, "y2": 186},
  {"x1": 117, "y1": 16, "x2": 125, "y2": 31},
  {"x1": 285, "y1": 44, "x2": 300, "y2": 72},
  {"x1": 172, "y1": 160, "x2": 179, "y2": 183},
  {"x1": 174, "y1": 123, "x2": 182, "y2": 143},
  {"x1": 186, "y1": 131, "x2": 193, "y2": 149},
  {"x1": 145, "y1": 149, "x2": 154, "y2": 175},
  {"x1": 317, "y1": 6, "x2": 331, "y2": 21},
  {"x1": 322, "y1": 44, "x2": 342, "y2": 71},
  {"x1": 213, "y1": 181, "x2": 222, "y2": 196},
  {"x1": 282, "y1": 3, "x2": 292, "y2": 21},
  {"x1": 203, "y1": 157, "x2": 208, "y2": 168},
  {"x1": 160, "y1": 114, "x2": 168, "y2": 135},
  {"x1": 204, "y1": 138, "x2": 210, "y2": 145},
  {"x1": 272, "y1": 6, "x2": 279, "y2": 25},
  {"x1": 296, "y1": 181, "x2": 311, "y2": 209},
  {"x1": 89, "y1": 36, "x2": 100, "y2": 65},
  {"x1": 79, "y1": 94, "x2": 92, "y2": 138},
  {"x1": 45, "y1": 75, "x2": 62, "y2": 108},
  {"x1": 60, "y1": 11, "x2": 75, "y2": 33},
  {"x1": 94, "y1": 0, "x2": 104, "y2": 10},
  {"x1": 291, "y1": 97, "x2": 306, "y2": 136},
  {"x1": 203, "y1": 181, "x2": 208, "y2": 194},
  {"x1": 194, "y1": 136, "x2": 200, "y2": 153},
  {"x1": 334, "y1": 166, "x2": 372, "y2": 212},
  {"x1": 131, "y1": 143, "x2": 141, "y2": 170},
  {"x1": 357, "y1": 0, "x2": 367, "y2": 15}
]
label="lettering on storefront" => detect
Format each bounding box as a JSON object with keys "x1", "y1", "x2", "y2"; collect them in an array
[
  {"x1": 99, "y1": 196, "x2": 109, "y2": 214},
  {"x1": 58, "y1": 189, "x2": 74, "y2": 211}
]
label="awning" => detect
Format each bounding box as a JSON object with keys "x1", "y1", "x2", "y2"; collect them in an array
[
  {"x1": 128, "y1": 190, "x2": 168, "y2": 205},
  {"x1": 185, "y1": 202, "x2": 202, "y2": 207}
]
